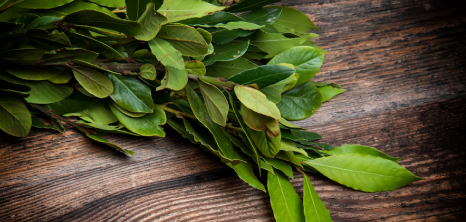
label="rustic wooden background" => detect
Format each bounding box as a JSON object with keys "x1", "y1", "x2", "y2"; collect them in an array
[{"x1": 1, "y1": 0, "x2": 466, "y2": 221}]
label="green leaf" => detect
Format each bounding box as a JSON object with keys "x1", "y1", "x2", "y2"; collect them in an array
[
  {"x1": 290, "y1": 129, "x2": 321, "y2": 141},
  {"x1": 250, "y1": 31, "x2": 307, "y2": 58},
  {"x1": 0, "y1": 22, "x2": 23, "y2": 39},
  {"x1": 71, "y1": 30, "x2": 125, "y2": 59},
  {"x1": 0, "y1": 96, "x2": 31, "y2": 137},
  {"x1": 64, "y1": 100, "x2": 117, "y2": 124},
  {"x1": 0, "y1": 70, "x2": 73, "y2": 104},
  {"x1": 88, "y1": 0, "x2": 125, "y2": 8},
  {"x1": 75, "y1": 25, "x2": 127, "y2": 40},
  {"x1": 27, "y1": 29, "x2": 72, "y2": 47},
  {"x1": 139, "y1": 64, "x2": 157, "y2": 80},
  {"x1": 240, "y1": 7, "x2": 282, "y2": 26},
  {"x1": 202, "y1": 40, "x2": 249, "y2": 66},
  {"x1": 280, "y1": 139, "x2": 308, "y2": 157},
  {"x1": 132, "y1": 49, "x2": 158, "y2": 63},
  {"x1": 199, "y1": 21, "x2": 264, "y2": 30},
  {"x1": 126, "y1": 0, "x2": 163, "y2": 21},
  {"x1": 148, "y1": 37, "x2": 184, "y2": 70},
  {"x1": 241, "y1": 104, "x2": 280, "y2": 137},
  {"x1": 27, "y1": 16, "x2": 60, "y2": 30},
  {"x1": 261, "y1": 74, "x2": 298, "y2": 104},
  {"x1": 196, "y1": 28, "x2": 212, "y2": 45},
  {"x1": 42, "y1": 48, "x2": 99, "y2": 63},
  {"x1": 32, "y1": 0, "x2": 118, "y2": 18},
  {"x1": 248, "y1": 128, "x2": 281, "y2": 158},
  {"x1": 0, "y1": 48, "x2": 45, "y2": 61},
  {"x1": 277, "y1": 82, "x2": 322, "y2": 121},
  {"x1": 268, "y1": 46, "x2": 325, "y2": 85},
  {"x1": 186, "y1": 83, "x2": 239, "y2": 162},
  {"x1": 228, "y1": 65, "x2": 295, "y2": 89},
  {"x1": 235, "y1": 85, "x2": 280, "y2": 119},
  {"x1": 31, "y1": 117, "x2": 61, "y2": 132},
  {"x1": 0, "y1": 6, "x2": 29, "y2": 22},
  {"x1": 179, "y1": 11, "x2": 242, "y2": 25},
  {"x1": 267, "y1": 171, "x2": 305, "y2": 222},
  {"x1": 157, "y1": 24, "x2": 209, "y2": 57},
  {"x1": 43, "y1": 91, "x2": 98, "y2": 115},
  {"x1": 317, "y1": 85, "x2": 346, "y2": 102},
  {"x1": 158, "y1": 0, "x2": 225, "y2": 23},
  {"x1": 0, "y1": 0, "x2": 14, "y2": 11},
  {"x1": 205, "y1": 57, "x2": 257, "y2": 79},
  {"x1": 5, "y1": 66, "x2": 62, "y2": 81},
  {"x1": 110, "y1": 100, "x2": 146, "y2": 118},
  {"x1": 302, "y1": 173, "x2": 332, "y2": 222},
  {"x1": 167, "y1": 118, "x2": 196, "y2": 144},
  {"x1": 199, "y1": 81, "x2": 229, "y2": 126},
  {"x1": 276, "y1": 150, "x2": 303, "y2": 167},
  {"x1": 157, "y1": 66, "x2": 188, "y2": 91},
  {"x1": 72, "y1": 66, "x2": 114, "y2": 98},
  {"x1": 17, "y1": 0, "x2": 73, "y2": 9},
  {"x1": 73, "y1": 59, "x2": 121, "y2": 76},
  {"x1": 63, "y1": 9, "x2": 142, "y2": 36},
  {"x1": 86, "y1": 133, "x2": 134, "y2": 155},
  {"x1": 229, "y1": 162, "x2": 266, "y2": 192},
  {"x1": 208, "y1": 28, "x2": 254, "y2": 44},
  {"x1": 106, "y1": 73, "x2": 154, "y2": 113},
  {"x1": 227, "y1": 0, "x2": 280, "y2": 12},
  {"x1": 262, "y1": 157, "x2": 293, "y2": 178},
  {"x1": 272, "y1": 6, "x2": 319, "y2": 34},
  {"x1": 279, "y1": 117, "x2": 303, "y2": 129},
  {"x1": 325, "y1": 144, "x2": 401, "y2": 162},
  {"x1": 303, "y1": 154, "x2": 422, "y2": 192},
  {"x1": 0, "y1": 78, "x2": 30, "y2": 92},
  {"x1": 134, "y1": 3, "x2": 167, "y2": 41},
  {"x1": 110, "y1": 102, "x2": 166, "y2": 136},
  {"x1": 185, "y1": 60, "x2": 206, "y2": 75}
]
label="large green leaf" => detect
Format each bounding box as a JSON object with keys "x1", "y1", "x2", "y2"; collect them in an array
[
  {"x1": 227, "y1": 0, "x2": 280, "y2": 12},
  {"x1": 106, "y1": 73, "x2": 154, "y2": 113},
  {"x1": 202, "y1": 40, "x2": 249, "y2": 66},
  {"x1": 240, "y1": 7, "x2": 282, "y2": 26},
  {"x1": 5, "y1": 66, "x2": 62, "y2": 81},
  {"x1": 16, "y1": 0, "x2": 73, "y2": 9},
  {"x1": 261, "y1": 74, "x2": 298, "y2": 104},
  {"x1": 32, "y1": 0, "x2": 118, "y2": 18},
  {"x1": 158, "y1": 0, "x2": 224, "y2": 23},
  {"x1": 198, "y1": 21, "x2": 263, "y2": 30},
  {"x1": 228, "y1": 65, "x2": 294, "y2": 89},
  {"x1": 317, "y1": 85, "x2": 346, "y2": 102},
  {"x1": 267, "y1": 171, "x2": 305, "y2": 222},
  {"x1": 248, "y1": 128, "x2": 281, "y2": 158},
  {"x1": 126, "y1": 0, "x2": 163, "y2": 21},
  {"x1": 134, "y1": 3, "x2": 167, "y2": 41},
  {"x1": 235, "y1": 85, "x2": 280, "y2": 119},
  {"x1": 43, "y1": 91, "x2": 98, "y2": 115},
  {"x1": 41, "y1": 48, "x2": 99, "y2": 63},
  {"x1": 88, "y1": 0, "x2": 125, "y2": 7},
  {"x1": 65, "y1": 100, "x2": 117, "y2": 124},
  {"x1": 0, "y1": 70, "x2": 73, "y2": 104},
  {"x1": 277, "y1": 82, "x2": 322, "y2": 121},
  {"x1": 72, "y1": 66, "x2": 113, "y2": 98},
  {"x1": 325, "y1": 144, "x2": 401, "y2": 162},
  {"x1": 290, "y1": 129, "x2": 321, "y2": 141},
  {"x1": 132, "y1": 49, "x2": 158, "y2": 63},
  {"x1": 268, "y1": 46, "x2": 325, "y2": 85},
  {"x1": 241, "y1": 104, "x2": 280, "y2": 137},
  {"x1": 280, "y1": 139, "x2": 308, "y2": 157},
  {"x1": 262, "y1": 157, "x2": 293, "y2": 178},
  {"x1": 205, "y1": 57, "x2": 257, "y2": 79},
  {"x1": 179, "y1": 11, "x2": 242, "y2": 25},
  {"x1": 302, "y1": 173, "x2": 332, "y2": 222},
  {"x1": 86, "y1": 133, "x2": 134, "y2": 155},
  {"x1": 207, "y1": 28, "x2": 254, "y2": 44},
  {"x1": 229, "y1": 162, "x2": 266, "y2": 192},
  {"x1": 148, "y1": 37, "x2": 184, "y2": 70},
  {"x1": 157, "y1": 66, "x2": 188, "y2": 91},
  {"x1": 186, "y1": 83, "x2": 238, "y2": 161},
  {"x1": 250, "y1": 31, "x2": 307, "y2": 58},
  {"x1": 110, "y1": 102, "x2": 166, "y2": 136},
  {"x1": 0, "y1": 96, "x2": 31, "y2": 137},
  {"x1": 63, "y1": 10, "x2": 142, "y2": 36},
  {"x1": 272, "y1": 6, "x2": 319, "y2": 34},
  {"x1": 110, "y1": 100, "x2": 146, "y2": 118},
  {"x1": 303, "y1": 154, "x2": 422, "y2": 192},
  {"x1": 157, "y1": 24, "x2": 209, "y2": 57},
  {"x1": 199, "y1": 81, "x2": 229, "y2": 126}
]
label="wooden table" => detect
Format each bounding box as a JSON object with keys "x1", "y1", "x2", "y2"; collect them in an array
[{"x1": 1, "y1": 0, "x2": 466, "y2": 221}]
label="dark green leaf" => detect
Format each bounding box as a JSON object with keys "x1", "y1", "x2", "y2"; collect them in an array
[
  {"x1": 5, "y1": 66, "x2": 62, "y2": 80},
  {"x1": 227, "y1": 0, "x2": 280, "y2": 12},
  {"x1": 277, "y1": 82, "x2": 322, "y2": 121},
  {"x1": 72, "y1": 66, "x2": 114, "y2": 98},
  {"x1": 158, "y1": 0, "x2": 225, "y2": 23},
  {"x1": 250, "y1": 31, "x2": 307, "y2": 58},
  {"x1": 42, "y1": 48, "x2": 99, "y2": 63},
  {"x1": 88, "y1": 0, "x2": 125, "y2": 7},
  {"x1": 86, "y1": 133, "x2": 134, "y2": 155},
  {"x1": 140, "y1": 64, "x2": 157, "y2": 80},
  {"x1": 0, "y1": 78, "x2": 30, "y2": 92},
  {"x1": 71, "y1": 30, "x2": 125, "y2": 58},
  {"x1": 241, "y1": 104, "x2": 280, "y2": 137},
  {"x1": 303, "y1": 154, "x2": 422, "y2": 192},
  {"x1": 31, "y1": 117, "x2": 61, "y2": 132},
  {"x1": 110, "y1": 100, "x2": 146, "y2": 118},
  {"x1": 32, "y1": 0, "x2": 118, "y2": 18},
  {"x1": 240, "y1": 7, "x2": 282, "y2": 26},
  {"x1": 0, "y1": 96, "x2": 31, "y2": 137},
  {"x1": 75, "y1": 25, "x2": 127, "y2": 39},
  {"x1": 208, "y1": 28, "x2": 254, "y2": 44},
  {"x1": 268, "y1": 46, "x2": 325, "y2": 85},
  {"x1": 167, "y1": 118, "x2": 197, "y2": 144},
  {"x1": 325, "y1": 144, "x2": 401, "y2": 162},
  {"x1": 196, "y1": 28, "x2": 212, "y2": 45},
  {"x1": 8, "y1": 13, "x2": 39, "y2": 25},
  {"x1": 179, "y1": 11, "x2": 242, "y2": 25},
  {"x1": 205, "y1": 57, "x2": 257, "y2": 79},
  {"x1": 126, "y1": 0, "x2": 163, "y2": 21},
  {"x1": 202, "y1": 40, "x2": 249, "y2": 66},
  {"x1": 110, "y1": 102, "x2": 166, "y2": 136},
  {"x1": 0, "y1": 48, "x2": 45, "y2": 61},
  {"x1": 63, "y1": 10, "x2": 142, "y2": 36},
  {"x1": 135, "y1": 3, "x2": 167, "y2": 41},
  {"x1": 262, "y1": 157, "x2": 293, "y2": 178},
  {"x1": 73, "y1": 59, "x2": 121, "y2": 75},
  {"x1": 198, "y1": 21, "x2": 263, "y2": 30},
  {"x1": 185, "y1": 60, "x2": 206, "y2": 75},
  {"x1": 16, "y1": 0, "x2": 73, "y2": 9},
  {"x1": 267, "y1": 171, "x2": 305, "y2": 222},
  {"x1": 302, "y1": 173, "x2": 332, "y2": 222},
  {"x1": 106, "y1": 73, "x2": 154, "y2": 113},
  {"x1": 290, "y1": 129, "x2": 322, "y2": 141},
  {"x1": 228, "y1": 65, "x2": 294, "y2": 89},
  {"x1": 199, "y1": 80, "x2": 229, "y2": 126},
  {"x1": 272, "y1": 6, "x2": 319, "y2": 34},
  {"x1": 0, "y1": 22, "x2": 23, "y2": 39},
  {"x1": 64, "y1": 100, "x2": 117, "y2": 124},
  {"x1": 157, "y1": 24, "x2": 209, "y2": 57},
  {"x1": 43, "y1": 90, "x2": 98, "y2": 115}
]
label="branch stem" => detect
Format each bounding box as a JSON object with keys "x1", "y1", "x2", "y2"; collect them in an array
[{"x1": 31, "y1": 104, "x2": 96, "y2": 134}]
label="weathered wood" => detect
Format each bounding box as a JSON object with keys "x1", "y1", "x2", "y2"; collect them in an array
[{"x1": 1, "y1": 0, "x2": 466, "y2": 221}]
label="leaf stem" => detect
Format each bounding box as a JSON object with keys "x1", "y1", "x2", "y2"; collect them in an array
[
  {"x1": 157, "y1": 104, "x2": 196, "y2": 119},
  {"x1": 31, "y1": 104, "x2": 96, "y2": 134}
]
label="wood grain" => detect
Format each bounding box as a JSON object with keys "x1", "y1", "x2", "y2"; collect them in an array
[{"x1": 1, "y1": 0, "x2": 466, "y2": 221}]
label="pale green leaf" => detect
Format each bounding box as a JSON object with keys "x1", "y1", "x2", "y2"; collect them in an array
[
  {"x1": 148, "y1": 37, "x2": 184, "y2": 70},
  {"x1": 267, "y1": 171, "x2": 305, "y2": 222},
  {"x1": 157, "y1": 66, "x2": 188, "y2": 91},
  {"x1": 5, "y1": 66, "x2": 62, "y2": 81},
  {"x1": 241, "y1": 104, "x2": 280, "y2": 137},
  {"x1": 110, "y1": 102, "x2": 166, "y2": 137},
  {"x1": 157, "y1": 24, "x2": 209, "y2": 57},
  {"x1": 325, "y1": 144, "x2": 400, "y2": 162},
  {"x1": 158, "y1": 0, "x2": 225, "y2": 23},
  {"x1": 302, "y1": 173, "x2": 332, "y2": 222},
  {"x1": 72, "y1": 66, "x2": 113, "y2": 98},
  {"x1": 86, "y1": 133, "x2": 134, "y2": 155},
  {"x1": 199, "y1": 81, "x2": 229, "y2": 126},
  {"x1": 17, "y1": 0, "x2": 73, "y2": 9},
  {"x1": 317, "y1": 85, "x2": 346, "y2": 102},
  {"x1": 135, "y1": 3, "x2": 167, "y2": 41},
  {"x1": 0, "y1": 96, "x2": 31, "y2": 137},
  {"x1": 234, "y1": 85, "x2": 281, "y2": 119},
  {"x1": 262, "y1": 74, "x2": 298, "y2": 104}
]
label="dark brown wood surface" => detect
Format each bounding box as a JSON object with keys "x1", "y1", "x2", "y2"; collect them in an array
[{"x1": 1, "y1": 0, "x2": 466, "y2": 221}]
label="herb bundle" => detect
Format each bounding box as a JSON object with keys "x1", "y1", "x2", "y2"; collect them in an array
[{"x1": 0, "y1": 0, "x2": 421, "y2": 220}]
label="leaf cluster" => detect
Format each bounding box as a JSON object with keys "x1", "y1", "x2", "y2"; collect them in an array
[{"x1": 0, "y1": 0, "x2": 420, "y2": 221}]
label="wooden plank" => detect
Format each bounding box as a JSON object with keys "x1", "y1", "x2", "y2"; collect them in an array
[{"x1": 1, "y1": 0, "x2": 466, "y2": 221}]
